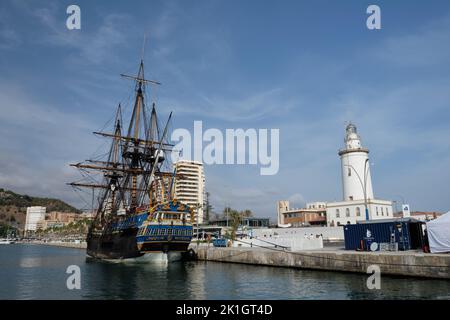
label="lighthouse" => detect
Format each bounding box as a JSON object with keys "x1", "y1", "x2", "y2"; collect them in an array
[
  {"x1": 339, "y1": 123, "x2": 374, "y2": 203},
  {"x1": 277, "y1": 122, "x2": 393, "y2": 227},
  {"x1": 311, "y1": 123, "x2": 393, "y2": 226}
]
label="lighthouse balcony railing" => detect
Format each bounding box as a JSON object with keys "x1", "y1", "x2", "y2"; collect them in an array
[{"x1": 338, "y1": 147, "x2": 369, "y2": 156}]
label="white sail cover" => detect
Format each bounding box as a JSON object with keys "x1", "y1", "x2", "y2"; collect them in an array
[{"x1": 426, "y1": 212, "x2": 450, "y2": 253}]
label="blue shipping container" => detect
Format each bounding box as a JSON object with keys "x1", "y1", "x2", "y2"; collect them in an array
[
  {"x1": 213, "y1": 238, "x2": 228, "y2": 247},
  {"x1": 343, "y1": 220, "x2": 422, "y2": 251}
]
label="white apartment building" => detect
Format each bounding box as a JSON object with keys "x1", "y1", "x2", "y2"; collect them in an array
[
  {"x1": 174, "y1": 160, "x2": 205, "y2": 224},
  {"x1": 24, "y1": 206, "x2": 46, "y2": 232}
]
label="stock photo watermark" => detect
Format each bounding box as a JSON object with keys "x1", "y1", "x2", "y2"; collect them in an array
[
  {"x1": 65, "y1": 4, "x2": 380, "y2": 31},
  {"x1": 66, "y1": 4, "x2": 81, "y2": 30},
  {"x1": 66, "y1": 265, "x2": 81, "y2": 290},
  {"x1": 171, "y1": 121, "x2": 280, "y2": 176},
  {"x1": 366, "y1": 265, "x2": 381, "y2": 290},
  {"x1": 366, "y1": 5, "x2": 381, "y2": 30}
]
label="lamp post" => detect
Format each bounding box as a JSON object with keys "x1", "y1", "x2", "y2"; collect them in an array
[
  {"x1": 195, "y1": 202, "x2": 202, "y2": 240},
  {"x1": 392, "y1": 200, "x2": 398, "y2": 215},
  {"x1": 345, "y1": 158, "x2": 370, "y2": 221},
  {"x1": 226, "y1": 205, "x2": 229, "y2": 228},
  {"x1": 395, "y1": 195, "x2": 406, "y2": 208}
]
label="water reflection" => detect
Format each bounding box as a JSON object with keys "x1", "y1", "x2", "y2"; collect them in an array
[{"x1": 1, "y1": 244, "x2": 449, "y2": 300}]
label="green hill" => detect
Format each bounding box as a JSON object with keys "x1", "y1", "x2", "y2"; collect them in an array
[
  {"x1": 0, "y1": 188, "x2": 81, "y2": 229},
  {"x1": 0, "y1": 188, "x2": 80, "y2": 213}
]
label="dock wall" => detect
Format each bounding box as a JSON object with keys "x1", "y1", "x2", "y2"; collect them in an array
[
  {"x1": 25, "y1": 241, "x2": 87, "y2": 249},
  {"x1": 194, "y1": 247, "x2": 450, "y2": 279}
]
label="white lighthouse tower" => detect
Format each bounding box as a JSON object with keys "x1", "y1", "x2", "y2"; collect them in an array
[
  {"x1": 338, "y1": 123, "x2": 374, "y2": 202},
  {"x1": 325, "y1": 123, "x2": 393, "y2": 226}
]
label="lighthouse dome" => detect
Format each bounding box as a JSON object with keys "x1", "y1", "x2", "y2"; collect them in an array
[{"x1": 345, "y1": 123, "x2": 362, "y2": 149}]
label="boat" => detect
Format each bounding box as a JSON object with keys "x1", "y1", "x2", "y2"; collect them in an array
[
  {"x1": 0, "y1": 239, "x2": 15, "y2": 245},
  {"x1": 69, "y1": 58, "x2": 194, "y2": 262}
]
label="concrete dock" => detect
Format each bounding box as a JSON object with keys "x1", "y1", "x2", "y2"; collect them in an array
[
  {"x1": 193, "y1": 246, "x2": 450, "y2": 279},
  {"x1": 23, "y1": 241, "x2": 87, "y2": 249}
]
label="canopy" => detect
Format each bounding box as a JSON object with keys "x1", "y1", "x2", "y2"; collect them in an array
[{"x1": 426, "y1": 212, "x2": 450, "y2": 253}]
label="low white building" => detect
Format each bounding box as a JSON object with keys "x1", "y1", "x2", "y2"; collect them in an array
[
  {"x1": 24, "y1": 206, "x2": 46, "y2": 232},
  {"x1": 326, "y1": 199, "x2": 393, "y2": 226}
]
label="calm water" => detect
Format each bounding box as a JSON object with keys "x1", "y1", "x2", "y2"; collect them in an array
[{"x1": 0, "y1": 244, "x2": 449, "y2": 300}]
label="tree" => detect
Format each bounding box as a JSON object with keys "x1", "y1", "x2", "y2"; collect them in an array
[
  {"x1": 204, "y1": 192, "x2": 212, "y2": 223},
  {"x1": 222, "y1": 207, "x2": 241, "y2": 241},
  {"x1": 229, "y1": 210, "x2": 241, "y2": 242},
  {"x1": 242, "y1": 209, "x2": 253, "y2": 217}
]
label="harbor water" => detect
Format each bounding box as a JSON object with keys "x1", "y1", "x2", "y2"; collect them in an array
[{"x1": 0, "y1": 244, "x2": 449, "y2": 300}]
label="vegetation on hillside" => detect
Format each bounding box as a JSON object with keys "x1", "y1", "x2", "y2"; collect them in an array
[
  {"x1": 0, "y1": 188, "x2": 80, "y2": 213},
  {"x1": 36, "y1": 218, "x2": 91, "y2": 238},
  {"x1": 0, "y1": 222, "x2": 18, "y2": 238}
]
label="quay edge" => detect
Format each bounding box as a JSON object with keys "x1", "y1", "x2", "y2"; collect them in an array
[
  {"x1": 192, "y1": 246, "x2": 450, "y2": 279},
  {"x1": 21, "y1": 241, "x2": 87, "y2": 249}
]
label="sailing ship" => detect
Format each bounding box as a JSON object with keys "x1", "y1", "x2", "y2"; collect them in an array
[{"x1": 69, "y1": 59, "x2": 194, "y2": 262}]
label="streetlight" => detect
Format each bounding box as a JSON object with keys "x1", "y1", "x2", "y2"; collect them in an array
[
  {"x1": 344, "y1": 158, "x2": 370, "y2": 221},
  {"x1": 392, "y1": 200, "x2": 398, "y2": 215},
  {"x1": 195, "y1": 202, "x2": 202, "y2": 240},
  {"x1": 223, "y1": 203, "x2": 229, "y2": 228},
  {"x1": 394, "y1": 195, "x2": 406, "y2": 208}
]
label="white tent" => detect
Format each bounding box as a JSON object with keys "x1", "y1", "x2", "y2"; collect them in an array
[{"x1": 426, "y1": 212, "x2": 450, "y2": 253}]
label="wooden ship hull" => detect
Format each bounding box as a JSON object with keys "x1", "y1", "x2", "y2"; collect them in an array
[{"x1": 86, "y1": 202, "x2": 193, "y2": 261}]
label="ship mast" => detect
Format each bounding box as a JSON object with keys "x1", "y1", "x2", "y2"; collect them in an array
[
  {"x1": 121, "y1": 60, "x2": 163, "y2": 211},
  {"x1": 69, "y1": 59, "x2": 176, "y2": 225}
]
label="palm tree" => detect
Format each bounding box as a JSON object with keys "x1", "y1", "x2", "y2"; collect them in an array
[
  {"x1": 228, "y1": 209, "x2": 241, "y2": 242},
  {"x1": 242, "y1": 209, "x2": 253, "y2": 217}
]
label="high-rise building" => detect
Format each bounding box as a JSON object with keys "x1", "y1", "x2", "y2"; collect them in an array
[
  {"x1": 25, "y1": 206, "x2": 46, "y2": 232},
  {"x1": 174, "y1": 160, "x2": 205, "y2": 224}
]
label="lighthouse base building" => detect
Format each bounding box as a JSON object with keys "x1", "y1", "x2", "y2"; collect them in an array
[{"x1": 326, "y1": 199, "x2": 393, "y2": 227}]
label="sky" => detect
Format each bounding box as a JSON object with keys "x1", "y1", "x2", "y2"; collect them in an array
[{"x1": 1, "y1": 0, "x2": 450, "y2": 220}]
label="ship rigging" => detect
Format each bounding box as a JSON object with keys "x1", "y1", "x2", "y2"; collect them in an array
[{"x1": 68, "y1": 58, "x2": 194, "y2": 261}]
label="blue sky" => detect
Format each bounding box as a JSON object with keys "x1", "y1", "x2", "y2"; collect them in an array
[{"x1": 1, "y1": 0, "x2": 450, "y2": 219}]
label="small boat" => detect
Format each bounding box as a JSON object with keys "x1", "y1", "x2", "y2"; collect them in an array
[{"x1": 0, "y1": 239, "x2": 15, "y2": 245}]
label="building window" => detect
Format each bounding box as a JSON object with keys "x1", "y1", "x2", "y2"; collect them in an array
[
  {"x1": 348, "y1": 168, "x2": 352, "y2": 176},
  {"x1": 336, "y1": 209, "x2": 340, "y2": 218},
  {"x1": 381, "y1": 207, "x2": 384, "y2": 216},
  {"x1": 346, "y1": 208, "x2": 350, "y2": 217},
  {"x1": 386, "y1": 207, "x2": 389, "y2": 216},
  {"x1": 349, "y1": 196, "x2": 353, "y2": 201},
  {"x1": 376, "y1": 207, "x2": 379, "y2": 216},
  {"x1": 356, "y1": 207, "x2": 361, "y2": 217}
]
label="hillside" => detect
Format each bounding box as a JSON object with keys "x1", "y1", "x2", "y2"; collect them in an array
[{"x1": 0, "y1": 188, "x2": 80, "y2": 229}]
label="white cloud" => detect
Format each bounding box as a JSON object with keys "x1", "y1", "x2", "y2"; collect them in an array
[
  {"x1": 0, "y1": 82, "x2": 101, "y2": 208},
  {"x1": 23, "y1": 2, "x2": 134, "y2": 64},
  {"x1": 373, "y1": 13, "x2": 450, "y2": 67},
  {"x1": 287, "y1": 193, "x2": 306, "y2": 209}
]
